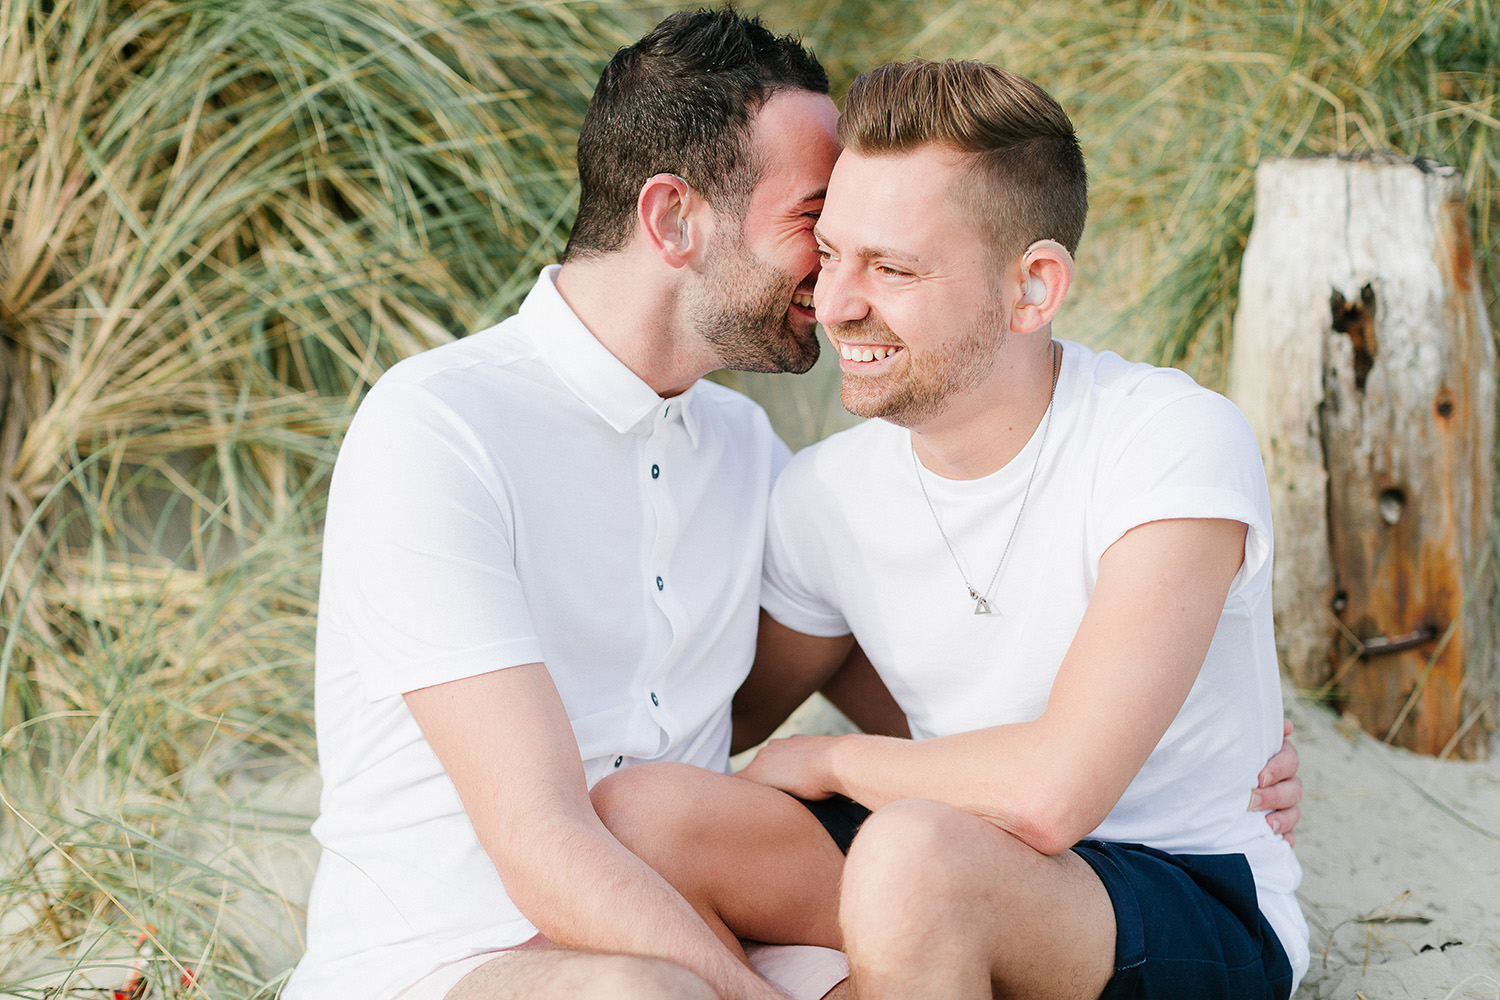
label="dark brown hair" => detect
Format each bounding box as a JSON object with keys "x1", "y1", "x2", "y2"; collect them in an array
[{"x1": 563, "y1": 7, "x2": 828, "y2": 261}]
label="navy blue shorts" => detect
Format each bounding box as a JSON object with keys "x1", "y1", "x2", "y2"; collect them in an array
[
  {"x1": 797, "y1": 799, "x2": 1292, "y2": 1000},
  {"x1": 796, "y1": 795, "x2": 871, "y2": 854},
  {"x1": 1073, "y1": 840, "x2": 1293, "y2": 1000}
]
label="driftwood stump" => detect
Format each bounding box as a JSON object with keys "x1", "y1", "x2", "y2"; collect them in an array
[{"x1": 1228, "y1": 154, "x2": 1497, "y2": 758}]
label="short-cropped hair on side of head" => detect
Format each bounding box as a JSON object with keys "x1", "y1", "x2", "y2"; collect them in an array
[
  {"x1": 838, "y1": 60, "x2": 1087, "y2": 265},
  {"x1": 563, "y1": 6, "x2": 828, "y2": 261}
]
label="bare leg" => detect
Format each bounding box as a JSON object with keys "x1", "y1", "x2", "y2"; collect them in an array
[
  {"x1": 447, "y1": 948, "x2": 718, "y2": 1000},
  {"x1": 839, "y1": 798, "x2": 1117, "y2": 1000},
  {"x1": 592, "y1": 762, "x2": 847, "y2": 951}
]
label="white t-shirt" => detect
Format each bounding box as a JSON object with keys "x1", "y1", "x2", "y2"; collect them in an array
[
  {"x1": 286, "y1": 267, "x2": 788, "y2": 1000},
  {"x1": 761, "y1": 340, "x2": 1309, "y2": 989}
]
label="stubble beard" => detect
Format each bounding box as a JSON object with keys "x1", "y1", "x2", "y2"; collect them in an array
[
  {"x1": 693, "y1": 236, "x2": 820, "y2": 375},
  {"x1": 833, "y1": 305, "x2": 1006, "y2": 428}
]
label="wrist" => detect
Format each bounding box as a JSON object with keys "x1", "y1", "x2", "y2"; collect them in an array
[{"x1": 823, "y1": 732, "x2": 866, "y2": 800}]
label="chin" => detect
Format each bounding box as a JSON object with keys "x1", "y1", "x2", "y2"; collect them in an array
[
  {"x1": 840, "y1": 379, "x2": 932, "y2": 427},
  {"x1": 773, "y1": 323, "x2": 821, "y2": 374}
]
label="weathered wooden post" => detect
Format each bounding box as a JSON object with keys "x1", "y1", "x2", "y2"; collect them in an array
[{"x1": 1228, "y1": 154, "x2": 1497, "y2": 759}]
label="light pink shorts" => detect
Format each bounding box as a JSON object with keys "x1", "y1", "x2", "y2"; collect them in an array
[{"x1": 393, "y1": 938, "x2": 848, "y2": 1000}]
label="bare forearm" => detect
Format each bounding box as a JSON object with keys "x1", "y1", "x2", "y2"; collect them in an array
[
  {"x1": 494, "y1": 812, "x2": 787, "y2": 1000},
  {"x1": 824, "y1": 729, "x2": 1090, "y2": 854}
]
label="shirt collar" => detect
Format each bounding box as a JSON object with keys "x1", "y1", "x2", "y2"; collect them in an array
[{"x1": 521, "y1": 265, "x2": 701, "y2": 444}]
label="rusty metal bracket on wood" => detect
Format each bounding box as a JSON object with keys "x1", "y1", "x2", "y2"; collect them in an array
[{"x1": 1356, "y1": 626, "x2": 1439, "y2": 659}]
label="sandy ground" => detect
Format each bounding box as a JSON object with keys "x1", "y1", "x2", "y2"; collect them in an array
[
  {"x1": 5, "y1": 690, "x2": 1498, "y2": 998},
  {"x1": 1282, "y1": 692, "x2": 1500, "y2": 999}
]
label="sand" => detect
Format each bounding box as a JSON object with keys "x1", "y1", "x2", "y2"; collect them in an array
[
  {"x1": 1284, "y1": 692, "x2": 1500, "y2": 999},
  {"x1": 5, "y1": 690, "x2": 1497, "y2": 998}
]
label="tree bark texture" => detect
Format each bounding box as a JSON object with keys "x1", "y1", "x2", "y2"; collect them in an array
[{"x1": 1228, "y1": 154, "x2": 1496, "y2": 758}]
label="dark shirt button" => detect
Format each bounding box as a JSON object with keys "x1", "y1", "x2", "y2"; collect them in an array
[
  {"x1": 655, "y1": 576, "x2": 664, "y2": 591},
  {"x1": 651, "y1": 464, "x2": 660, "y2": 479},
  {"x1": 614, "y1": 756, "x2": 623, "y2": 768},
  {"x1": 650, "y1": 692, "x2": 660, "y2": 707}
]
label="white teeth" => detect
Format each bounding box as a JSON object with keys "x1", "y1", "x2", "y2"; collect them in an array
[
  {"x1": 792, "y1": 293, "x2": 814, "y2": 309},
  {"x1": 838, "y1": 343, "x2": 901, "y2": 362}
]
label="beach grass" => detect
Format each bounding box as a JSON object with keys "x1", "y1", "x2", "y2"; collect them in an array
[{"x1": 1, "y1": 0, "x2": 1496, "y2": 995}]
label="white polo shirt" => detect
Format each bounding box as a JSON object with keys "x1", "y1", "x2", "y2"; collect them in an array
[{"x1": 286, "y1": 266, "x2": 788, "y2": 1000}]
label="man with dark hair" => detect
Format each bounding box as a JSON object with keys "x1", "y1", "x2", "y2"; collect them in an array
[
  {"x1": 595, "y1": 59, "x2": 1308, "y2": 1000},
  {"x1": 284, "y1": 10, "x2": 849, "y2": 1000}
]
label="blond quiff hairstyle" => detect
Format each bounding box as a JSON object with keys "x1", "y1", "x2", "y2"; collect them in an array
[{"x1": 838, "y1": 60, "x2": 1087, "y2": 265}]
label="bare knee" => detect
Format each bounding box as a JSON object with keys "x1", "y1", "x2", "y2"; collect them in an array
[
  {"x1": 586, "y1": 954, "x2": 719, "y2": 1000},
  {"x1": 590, "y1": 762, "x2": 707, "y2": 859},
  {"x1": 840, "y1": 799, "x2": 1027, "y2": 953},
  {"x1": 450, "y1": 950, "x2": 718, "y2": 1000},
  {"x1": 843, "y1": 798, "x2": 986, "y2": 901}
]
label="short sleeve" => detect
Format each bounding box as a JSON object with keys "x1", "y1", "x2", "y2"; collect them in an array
[
  {"x1": 319, "y1": 378, "x2": 545, "y2": 699},
  {"x1": 760, "y1": 454, "x2": 852, "y2": 638},
  {"x1": 1090, "y1": 387, "x2": 1273, "y2": 601}
]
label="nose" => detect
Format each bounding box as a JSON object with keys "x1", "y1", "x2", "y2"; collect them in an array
[{"x1": 813, "y1": 261, "x2": 867, "y2": 327}]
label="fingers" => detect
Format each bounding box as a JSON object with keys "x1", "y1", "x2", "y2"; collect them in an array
[
  {"x1": 1251, "y1": 774, "x2": 1302, "y2": 812},
  {"x1": 1265, "y1": 804, "x2": 1300, "y2": 846},
  {"x1": 1257, "y1": 735, "x2": 1300, "y2": 789}
]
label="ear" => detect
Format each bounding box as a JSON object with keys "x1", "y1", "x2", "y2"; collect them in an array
[
  {"x1": 1009, "y1": 239, "x2": 1075, "y2": 334},
  {"x1": 638, "y1": 173, "x2": 696, "y2": 268}
]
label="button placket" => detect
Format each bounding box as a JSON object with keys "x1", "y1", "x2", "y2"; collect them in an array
[{"x1": 641, "y1": 405, "x2": 689, "y2": 751}]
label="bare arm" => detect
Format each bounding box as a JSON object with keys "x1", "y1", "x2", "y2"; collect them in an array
[
  {"x1": 731, "y1": 612, "x2": 912, "y2": 754},
  {"x1": 820, "y1": 642, "x2": 911, "y2": 740},
  {"x1": 740, "y1": 517, "x2": 1253, "y2": 855},
  {"x1": 406, "y1": 664, "x2": 786, "y2": 1000},
  {"x1": 731, "y1": 611, "x2": 854, "y2": 754}
]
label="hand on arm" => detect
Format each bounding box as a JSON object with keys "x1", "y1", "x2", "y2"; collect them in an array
[
  {"x1": 406, "y1": 664, "x2": 786, "y2": 1000},
  {"x1": 740, "y1": 517, "x2": 1251, "y2": 855}
]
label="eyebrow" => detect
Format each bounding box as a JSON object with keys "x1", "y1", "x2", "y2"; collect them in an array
[{"x1": 813, "y1": 225, "x2": 921, "y2": 265}]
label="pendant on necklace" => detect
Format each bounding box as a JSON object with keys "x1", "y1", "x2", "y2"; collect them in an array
[{"x1": 969, "y1": 590, "x2": 993, "y2": 615}]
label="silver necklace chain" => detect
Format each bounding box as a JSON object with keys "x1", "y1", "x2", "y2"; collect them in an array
[{"x1": 911, "y1": 341, "x2": 1061, "y2": 615}]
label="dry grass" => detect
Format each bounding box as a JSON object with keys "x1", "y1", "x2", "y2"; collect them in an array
[{"x1": 0, "y1": 0, "x2": 656, "y2": 993}]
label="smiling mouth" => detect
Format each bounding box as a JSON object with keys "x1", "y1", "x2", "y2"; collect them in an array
[
  {"x1": 792, "y1": 290, "x2": 814, "y2": 310},
  {"x1": 836, "y1": 341, "x2": 904, "y2": 363}
]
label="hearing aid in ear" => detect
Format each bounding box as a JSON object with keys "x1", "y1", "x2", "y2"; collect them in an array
[{"x1": 1021, "y1": 276, "x2": 1045, "y2": 306}]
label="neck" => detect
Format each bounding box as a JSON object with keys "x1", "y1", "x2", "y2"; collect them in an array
[
  {"x1": 910, "y1": 335, "x2": 1058, "y2": 480},
  {"x1": 553, "y1": 255, "x2": 719, "y2": 398}
]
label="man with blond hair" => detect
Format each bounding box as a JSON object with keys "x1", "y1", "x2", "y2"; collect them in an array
[{"x1": 596, "y1": 59, "x2": 1308, "y2": 1000}]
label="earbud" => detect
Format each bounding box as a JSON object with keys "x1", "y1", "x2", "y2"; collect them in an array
[{"x1": 1021, "y1": 276, "x2": 1045, "y2": 306}]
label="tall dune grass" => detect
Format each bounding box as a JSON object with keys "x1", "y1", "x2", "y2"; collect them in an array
[
  {"x1": 1, "y1": 0, "x2": 1496, "y2": 995},
  {"x1": 0, "y1": 0, "x2": 656, "y2": 993}
]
